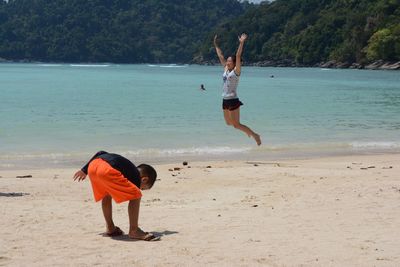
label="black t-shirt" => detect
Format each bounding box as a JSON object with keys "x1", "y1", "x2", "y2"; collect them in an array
[{"x1": 81, "y1": 151, "x2": 141, "y2": 188}]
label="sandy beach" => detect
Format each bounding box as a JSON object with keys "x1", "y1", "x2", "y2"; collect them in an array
[{"x1": 1, "y1": 153, "x2": 399, "y2": 266}]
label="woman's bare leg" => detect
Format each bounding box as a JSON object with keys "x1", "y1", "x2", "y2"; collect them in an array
[
  {"x1": 229, "y1": 108, "x2": 261, "y2": 145},
  {"x1": 223, "y1": 109, "x2": 233, "y2": 126}
]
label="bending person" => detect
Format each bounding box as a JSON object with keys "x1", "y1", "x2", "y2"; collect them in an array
[{"x1": 73, "y1": 150, "x2": 159, "y2": 241}]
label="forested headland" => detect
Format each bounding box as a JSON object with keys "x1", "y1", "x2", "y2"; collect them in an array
[
  {"x1": 0, "y1": 0, "x2": 247, "y2": 63},
  {"x1": 0, "y1": 0, "x2": 399, "y2": 69}
]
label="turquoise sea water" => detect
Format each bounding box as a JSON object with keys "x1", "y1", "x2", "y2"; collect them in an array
[{"x1": 1, "y1": 63, "x2": 399, "y2": 168}]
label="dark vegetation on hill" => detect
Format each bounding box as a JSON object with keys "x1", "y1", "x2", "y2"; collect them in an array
[
  {"x1": 0, "y1": 0, "x2": 399, "y2": 68},
  {"x1": 197, "y1": 0, "x2": 400, "y2": 68},
  {"x1": 0, "y1": 0, "x2": 247, "y2": 63}
]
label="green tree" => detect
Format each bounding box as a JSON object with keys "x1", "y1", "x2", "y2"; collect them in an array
[{"x1": 366, "y1": 27, "x2": 400, "y2": 61}]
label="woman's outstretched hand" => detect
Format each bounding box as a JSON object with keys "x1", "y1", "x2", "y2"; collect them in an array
[
  {"x1": 238, "y1": 33, "x2": 248, "y2": 43},
  {"x1": 213, "y1": 34, "x2": 219, "y2": 46}
]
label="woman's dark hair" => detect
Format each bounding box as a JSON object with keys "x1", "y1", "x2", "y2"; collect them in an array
[
  {"x1": 138, "y1": 164, "x2": 157, "y2": 188},
  {"x1": 228, "y1": 55, "x2": 236, "y2": 65}
]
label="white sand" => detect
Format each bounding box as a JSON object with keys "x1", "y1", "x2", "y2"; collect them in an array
[{"x1": 1, "y1": 154, "x2": 399, "y2": 266}]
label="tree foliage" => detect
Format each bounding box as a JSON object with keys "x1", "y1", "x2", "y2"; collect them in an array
[
  {"x1": 0, "y1": 0, "x2": 399, "y2": 64},
  {"x1": 0, "y1": 0, "x2": 246, "y2": 63},
  {"x1": 198, "y1": 0, "x2": 400, "y2": 65}
]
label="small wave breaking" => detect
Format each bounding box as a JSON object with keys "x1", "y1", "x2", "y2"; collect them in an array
[
  {"x1": 69, "y1": 64, "x2": 110, "y2": 67},
  {"x1": 350, "y1": 141, "x2": 400, "y2": 149},
  {"x1": 125, "y1": 146, "x2": 252, "y2": 156},
  {"x1": 38, "y1": 64, "x2": 63, "y2": 67},
  {"x1": 147, "y1": 64, "x2": 188, "y2": 68}
]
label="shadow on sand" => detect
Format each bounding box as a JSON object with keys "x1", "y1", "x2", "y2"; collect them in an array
[
  {"x1": 100, "y1": 230, "x2": 179, "y2": 242},
  {"x1": 0, "y1": 192, "x2": 30, "y2": 197}
]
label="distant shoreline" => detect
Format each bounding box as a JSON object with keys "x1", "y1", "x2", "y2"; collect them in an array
[
  {"x1": 197, "y1": 59, "x2": 400, "y2": 70},
  {"x1": 253, "y1": 59, "x2": 400, "y2": 71},
  {"x1": 1, "y1": 57, "x2": 399, "y2": 70}
]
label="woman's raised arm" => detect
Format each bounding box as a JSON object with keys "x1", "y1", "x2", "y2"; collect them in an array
[
  {"x1": 214, "y1": 35, "x2": 226, "y2": 67},
  {"x1": 235, "y1": 33, "x2": 247, "y2": 76}
]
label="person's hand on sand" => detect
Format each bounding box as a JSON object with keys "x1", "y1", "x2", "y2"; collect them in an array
[
  {"x1": 73, "y1": 170, "x2": 87, "y2": 181},
  {"x1": 238, "y1": 33, "x2": 247, "y2": 43}
]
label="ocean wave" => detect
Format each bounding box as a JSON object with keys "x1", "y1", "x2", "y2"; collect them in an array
[
  {"x1": 350, "y1": 141, "x2": 400, "y2": 149},
  {"x1": 0, "y1": 152, "x2": 81, "y2": 160},
  {"x1": 262, "y1": 141, "x2": 400, "y2": 151},
  {"x1": 125, "y1": 146, "x2": 252, "y2": 156},
  {"x1": 0, "y1": 147, "x2": 253, "y2": 168},
  {"x1": 159, "y1": 64, "x2": 188, "y2": 68},
  {"x1": 69, "y1": 64, "x2": 110, "y2": 67},
  {"x1": 38, "y1": 64, "x2": 63, "y2": 67},
  {"x1": 2, "y1": 142, "x2": 400, "y2": 165},
  {"x1": 147, "y1": 64, "x2": 188, "y2": 68},
  {"x1": 0, "y1": 147, "x2": 251, "y2": 162},
  {"x1": 247, "y1": 142, "x2": 350, "y2": 152}
]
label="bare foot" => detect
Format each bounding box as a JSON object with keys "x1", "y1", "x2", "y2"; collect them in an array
[{"x1": 253, "y1": 134, "x2": 262, "y2": 146}]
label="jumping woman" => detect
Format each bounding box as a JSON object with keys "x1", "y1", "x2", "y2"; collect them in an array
[{"x1": 214, "y1": 33, "x2": 261, "y2": 146}]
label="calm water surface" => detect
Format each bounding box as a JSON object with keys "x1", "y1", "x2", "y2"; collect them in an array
[{"x1": 1, "y1": 63, "x2": 399, "y2": 168}]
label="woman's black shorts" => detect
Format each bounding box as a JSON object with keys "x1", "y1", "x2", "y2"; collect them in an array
[{"x1": 222, "y1": 98, "x2": 243, "y2": 111}]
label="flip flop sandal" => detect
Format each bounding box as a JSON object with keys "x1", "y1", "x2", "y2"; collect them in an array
[{"x1": 131, "y1": 233, "x2": 160, "y2": 241}]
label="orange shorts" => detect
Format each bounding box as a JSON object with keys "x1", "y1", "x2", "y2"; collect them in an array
[{"x1": 88, "y1": 158, "x2": 142, "y2": 203}]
